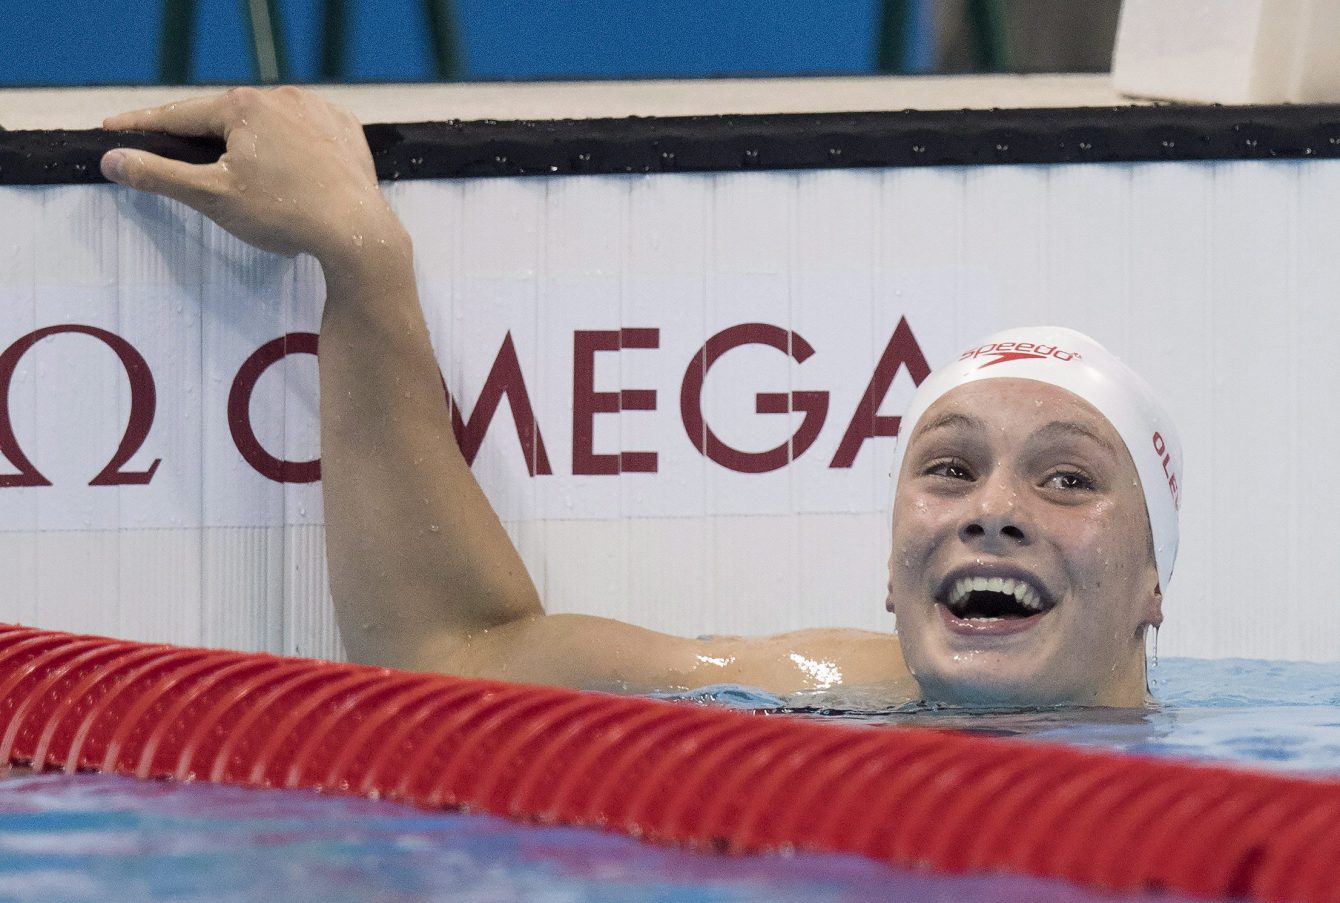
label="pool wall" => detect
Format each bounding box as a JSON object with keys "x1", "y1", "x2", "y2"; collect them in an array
[{"x1": 0, "y1": 79, "x2": 1337, "y2": 662}]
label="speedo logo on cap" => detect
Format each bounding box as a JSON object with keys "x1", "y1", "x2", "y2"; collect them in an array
[{"x1": 958, "y1": 341, "x2": 1082, "y2": 369}]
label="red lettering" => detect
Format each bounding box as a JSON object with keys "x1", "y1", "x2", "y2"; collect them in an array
[
  {"x1": 228, "y1": 333, "x2": 320, "y2": 483},
  {"x1": 572, "y1": 328, "x2": 659, "y2": 475},
  {"x1": 445, "y1": 332, "x2": 552, "y2": 477},
  {"x1": 680, "y1": 324, "x2": 827, "y2": 474},
  {"x1": 829, "y1": 317, "x2": 931, "y2": 468},
  {"x1": 0, "y1": 324, "x2": 160, "y2": 487},
  {"x1": 1152, "y1": 432, "x2": 1180, "y2": 509}
]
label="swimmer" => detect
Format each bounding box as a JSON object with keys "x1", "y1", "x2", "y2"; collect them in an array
[{"x1": 99, "y1": 88, "x2": 1179, "y2": 707}]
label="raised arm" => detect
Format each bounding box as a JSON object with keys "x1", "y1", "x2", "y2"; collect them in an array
[
  {"x1": 100, "y1": 87, "x2": 913, "y2": 697},
  {"x1": 101, "y1": 87, "x2": 541, "y2": 670}
]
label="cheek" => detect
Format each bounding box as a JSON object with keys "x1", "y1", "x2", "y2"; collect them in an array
[
  {"x1": 1058, "y1": 500, "x2": 1149, "y2": 590},
  {"x1": 890, "y1": 494, "x2": 954, "y2": 577}
]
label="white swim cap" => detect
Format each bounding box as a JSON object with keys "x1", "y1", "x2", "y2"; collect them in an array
[{"x1": 888, "y1": 326, "x2": 1182, "y2": 591}]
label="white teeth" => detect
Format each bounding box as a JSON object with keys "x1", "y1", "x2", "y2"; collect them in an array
[{"x1": 945, "y1": 575, "x2": 1046, "y2": 612}]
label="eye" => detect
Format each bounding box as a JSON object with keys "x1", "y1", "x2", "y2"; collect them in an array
[
  {"x1": 925, "y1": 458, "x2": 974, "y2": 481},
  {"x1": 1043, "y1": 470, "x2": 1094, "y2": 491}
]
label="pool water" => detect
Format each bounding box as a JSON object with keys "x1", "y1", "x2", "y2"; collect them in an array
[
  {"x1": 0, "y1": 774, "x2": 1192, "y2": 903},
  {"x1": 0, "y1": 657, "x2": 1334, "y2": 903},
  {"x1": 675, "y1": 657, "x2": 1340, "y2": 775}
]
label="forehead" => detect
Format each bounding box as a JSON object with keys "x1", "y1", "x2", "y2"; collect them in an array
[{"x1": 910, "y1": 378, "x2": 1123, "y2": 452}]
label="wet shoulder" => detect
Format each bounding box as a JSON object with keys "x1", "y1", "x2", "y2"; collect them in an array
[{"x1": 740, "y1": 628, "x2": 915, "y2": 697}]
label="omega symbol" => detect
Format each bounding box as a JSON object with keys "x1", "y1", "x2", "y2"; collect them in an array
[{"x1": 0, "y1": 325, "x2": 160, "y2": 487}]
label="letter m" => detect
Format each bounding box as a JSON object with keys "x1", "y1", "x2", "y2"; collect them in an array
[{"x1": 446, "y1": 332, "x2": 552, "y2": 476}]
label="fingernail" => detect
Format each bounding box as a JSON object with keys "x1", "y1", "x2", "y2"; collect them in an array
[{"x1": 100, "y1": 150, "x2": 127, "y2": 183}]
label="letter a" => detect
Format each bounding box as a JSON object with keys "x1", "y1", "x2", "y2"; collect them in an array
[{"x1": 829, "y1": 317, "x2": 931, "y2": 468}]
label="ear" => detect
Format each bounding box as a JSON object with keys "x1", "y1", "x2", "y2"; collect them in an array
[
  {"x1": 885, "y1": 550, "x2": 896, "y2": 613},
  {"x1": 1142, "y1": 578, "x2": 1164, "y2": 629}
]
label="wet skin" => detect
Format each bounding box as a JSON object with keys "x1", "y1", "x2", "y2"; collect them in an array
[{"x1": 888, "y1": 378, "x2": 1162, "y2": 707}]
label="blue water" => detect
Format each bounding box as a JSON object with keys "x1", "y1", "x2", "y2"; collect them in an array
[
  {"x1": 667, "y1": 657, "x2": 1340, "y2": 775},
  {"x1": 0, "y1": 774, "x2": 1190, "y2": 903},
  {"x1": 0, "y1": 658, "x2": 1334, "y2": 903}
]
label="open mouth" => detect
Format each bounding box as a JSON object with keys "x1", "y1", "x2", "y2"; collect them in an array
[{"x1": 936, "y1": 574, "x2": 1056, "y2": 634}]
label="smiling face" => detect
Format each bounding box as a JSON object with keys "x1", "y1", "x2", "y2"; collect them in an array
[{"x1": 888, "y1": 378, "x2": 1162, "y2": 707}]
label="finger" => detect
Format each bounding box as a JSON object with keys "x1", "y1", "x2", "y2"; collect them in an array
[
  {"x1": 101, "y1": 148, "x2": 226, "y2": 208},
  {"x1": 102, "y1": 91, "x2": 245, "y2": 139}
]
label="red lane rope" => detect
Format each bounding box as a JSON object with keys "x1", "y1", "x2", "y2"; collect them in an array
[{"x1": 0, "y1": 624, "x2": 1336, "y2": 903}]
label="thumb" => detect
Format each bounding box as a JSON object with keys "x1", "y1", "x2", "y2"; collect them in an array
[{"x1": 101, "y1": 148, "x2": 223, "y2": 209}]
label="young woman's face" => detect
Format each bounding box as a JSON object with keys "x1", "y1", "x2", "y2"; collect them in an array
[{"x1": 888, "y1": 378, "x2": 1161, "y2": 707}]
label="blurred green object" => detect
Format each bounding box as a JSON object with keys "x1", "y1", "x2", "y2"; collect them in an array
[
  {"x1": 876, "y1": 0, "x2": 1008, "y2": 73},
  {"x1": 246, "y1": 0, "x2": 289, "y2": 82},
  {"x1": 965, "y1": 0, "x2": 1008, "y2": 72},
  {"x1": 874, "y1": 0, "x2": 912, "y2": 73},
  {"x1": 157, "y1": 0, "x2": 461, "y2": 84},
  {"x1": 319, "y1": 0, "x2": 461, "y2": 80},
  {"x1": 158, "y1": 0, "x2": 288, "y2": 83},
  {"x1": 158, "y1": 0, "x2": 194, "y2": 84},
  {"x1": 318, "y1": 0, "x2": 348, "y2": 80},
  {"x1": 422, "y1": 0, "x2": 463, "y2": 81}
]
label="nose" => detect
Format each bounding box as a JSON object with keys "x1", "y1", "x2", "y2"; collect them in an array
[{"x1": 958, "y1": 469, "x2": 1031, "y2": 548}]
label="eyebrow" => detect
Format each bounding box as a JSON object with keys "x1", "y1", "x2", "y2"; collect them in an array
[
  {"x1": 912, "y1": 411, "x2": 985, "y2": 440},
  {"x1": 1030, "y1": 420, "x2": 1120, "y2": 456},
  {"x1": 912, "y1": 412, "x2": 1119, "y2": 456}
]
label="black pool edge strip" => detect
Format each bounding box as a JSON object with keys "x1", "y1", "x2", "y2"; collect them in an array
[{"x1": 6, "y1": 103, "x2": 1340, "y2": 185}]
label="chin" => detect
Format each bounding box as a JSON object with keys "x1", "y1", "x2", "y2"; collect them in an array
[{"x1": 912, "y1": 660, "x2": 1090, "y2": 708}]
